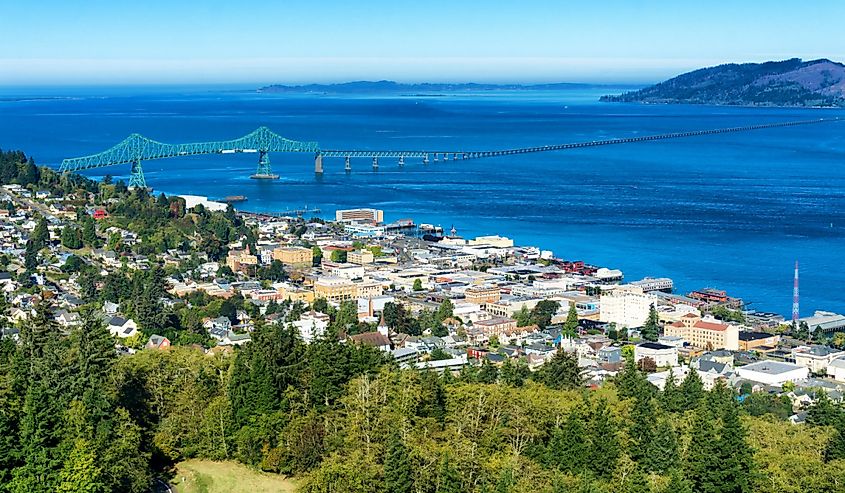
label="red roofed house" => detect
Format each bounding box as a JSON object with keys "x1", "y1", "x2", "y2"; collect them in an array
[{"x1": 664, "y1": 313, "x2": 739, "y2": 351}]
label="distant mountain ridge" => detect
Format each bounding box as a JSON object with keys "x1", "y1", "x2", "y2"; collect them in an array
[
  {"x1": 258, "y1": 80, "x2": 602, "y2": 93},
  {"x1": 600, "y1": 58, "x2": 845, "y2": 107}
]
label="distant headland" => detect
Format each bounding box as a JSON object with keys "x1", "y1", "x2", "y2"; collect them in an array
[
  {"x1": 600, "y1": 58, "x2": 845, "y2": 107},
  {"x1": 257, "y1": 80, "x2": 608, "y2": 94}
]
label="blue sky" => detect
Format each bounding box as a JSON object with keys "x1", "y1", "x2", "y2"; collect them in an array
[{"x1": 1, "y1": 0, "x2": 843, "y2": 85}]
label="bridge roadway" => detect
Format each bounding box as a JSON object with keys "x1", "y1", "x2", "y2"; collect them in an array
[
  {"x1": 321, "y1": 117, "x2": 841, "y2": 160},
  {"x1": 60, "y1": 117, "x2": 841, "y2": 188}
]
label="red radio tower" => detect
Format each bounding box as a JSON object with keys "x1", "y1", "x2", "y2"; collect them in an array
[{"x1": 792, "y1": 261, "x2": 799, "y2": 322}]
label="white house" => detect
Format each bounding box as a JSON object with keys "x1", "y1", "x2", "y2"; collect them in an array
[
  {"x1": 108, "y1": 316, "x2": 139, "y2": 338},
  {"x1": 827, "y1": 358, "x2": 845, "y2": 382},
  {"x1": 635, "y1": 342, "x2": 679, "y2": 368},
  {"x1": 292, "y1": 310, "x2": 330, "y2": 344},
  {"x1": 792, "y1": 345, "x2": 845, "y2": 374}
]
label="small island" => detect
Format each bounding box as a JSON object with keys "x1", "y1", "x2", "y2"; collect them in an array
[{"x1": 601, "y1": 58, "x2": 845, "y2": 107}]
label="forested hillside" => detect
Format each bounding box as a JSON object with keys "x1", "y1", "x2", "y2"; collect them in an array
[
  {"x1": 601, "y1": 58, "x2": 845, "y2": 107},
  {"x1": 2, "y1": 314, "x2": 845, "y2": 493}
]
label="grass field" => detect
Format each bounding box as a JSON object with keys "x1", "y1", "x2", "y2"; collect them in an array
[{"x1": 171, "y1": 459, "x2": 298, "y2": 493}]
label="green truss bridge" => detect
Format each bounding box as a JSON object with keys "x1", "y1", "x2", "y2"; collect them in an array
[{"x1": 60, "y1": 117, "x2": 842, "y2": 188}]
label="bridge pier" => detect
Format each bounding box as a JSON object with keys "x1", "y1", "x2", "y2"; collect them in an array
[
  {"x1": 251, "y1": 150, "x2": 279, "y2": 179},
  {"x1": 314, "y1": 153, "x2": 323, "y2": 174},
  {"x1": 433, "y1": 154, "x2": 439, "y2": 162},
  {"x1": 372, "y1": 157, "x2": 379, "y2": 170},
  {"x1": 423, "y1": 154, "x2": 429, "y2": 164},
  {"x1": 128, "y1": 159, "x2": 147, "y2": 189},
  {"x1": 345, "y1": 156, "x2": 351, "y2": 172},
  {"x1": 398, "y1": 156, "x2": 404, "y2": 167}
]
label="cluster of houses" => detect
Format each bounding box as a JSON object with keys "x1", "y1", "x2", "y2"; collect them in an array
[{"x1": 4, "y1": 190, "x2": 845, "y2": 421}]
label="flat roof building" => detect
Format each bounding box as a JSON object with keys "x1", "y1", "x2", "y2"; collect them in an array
[{"x1": 735, "y1": 361, "x2": 809, "y2": 387}]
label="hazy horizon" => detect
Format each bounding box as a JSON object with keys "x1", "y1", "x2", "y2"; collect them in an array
[{"x1": 2, "y1": 0, "x2": 844, "y2": 86}]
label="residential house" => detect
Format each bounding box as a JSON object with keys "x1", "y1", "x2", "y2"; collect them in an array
[
  {"x1": 108, "y1": 316, "x2": 139, "y2": 338},
  {"x1": 145, "y1": 334, "x2": 171, "y2": 350}
]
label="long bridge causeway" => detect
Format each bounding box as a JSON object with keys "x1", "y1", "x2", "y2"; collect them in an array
[{"x1": 59, "y1": 117, "x2": 842, "y2": 188}]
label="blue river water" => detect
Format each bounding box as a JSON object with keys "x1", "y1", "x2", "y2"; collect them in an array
[{"x1": 1, "y1": 86, "x2": 844, "y2": 316}]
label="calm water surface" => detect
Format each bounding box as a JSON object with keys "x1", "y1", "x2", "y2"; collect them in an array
[{"x1": 1, "y1": 87, "x2": 843, "y2": 316}]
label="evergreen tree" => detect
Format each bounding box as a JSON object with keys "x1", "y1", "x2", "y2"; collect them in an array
[
  {"x1": 500, "y1": 359, "x2": 529, "y2": 387},
  {"x1": 24, "y1": 239, "x2": 38, "y2": 271},
  {"x1": 478, "y1": 359, "x2": 499, "y2": 384},
  {"x1": 663, "y1": 469, "x2": 693, "y2": 493},
  {"x1": 417, "y1": 369, "x2": 447, "y2": 426},
  {"x1": 825, "y1": 415, "x2": 845, "y2": 461},
  {"x1": 616, "y1": 353, "x2": 653, "y2": 400},
  {"x1": 57, "y1": 438, "x2": 104, "y2": 493},
  {"x1": 684, "y1": 405, "x2": 719, "y2": 492},
  {"x1": 61, "y1": 226, "x2": 83, "y2": 249},
  {"x1": 706, "y1": 379, "x2": 734, "y2": 418},
  {"x1": 547, "y1": 410, "x2": 589, "y2": 475},
  {"x1": 537, "y1": 350, "x2": 584, "y2": 390},
  {"x1": 641, "y1": 304, "x2": 659, "y2": 342},
  {"x1": 806, "y1": 392, "x2": 843, "y2": 427},
  {"x1": 563, "y1": 302, "x2": 579, "y2": 335},
  {"x1": 717, "y1": 403, "x2": 755, "y2": 493},
  {"x1": 679, "y1": 369, "x2": 705, "y2": 411},
  {"x1": 628, "y1": 395, "x2": 655, "y2": 463},
  {"x1": 587, "y1": 398, "x2": 619, "y2": 480},
  {"x1": 81, "y1": 217, "x2": 99, "y2": 248},
  {"x1": 228, "y1": 323, "x2": 305, "y2": 425},
  {"x1": 622, "y1": 467, "x2": 651, "y2": 493},
  {"x1": 659, "y1": 367, "x2": 682, "y2": 413},
  {"x1": 31, "y1": 217, "x2": 49, "y2": 250},
  {"x1": 384, "y1": 432, "x2": 413, "y2": 493},
  {"x1": 643, "y1": 417, "x2": 679, "y2": 473},
  {"x1": 436, "y1": 453, "x2": 462, "y2": 493}
]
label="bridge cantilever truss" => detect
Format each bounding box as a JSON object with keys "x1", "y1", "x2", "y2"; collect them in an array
[
  {"x1": 60, "y1": 117, "x2": 842, "y2": 188},
  {"x1": 60, "y1": 126, "x2": 319, "y2": 188}
]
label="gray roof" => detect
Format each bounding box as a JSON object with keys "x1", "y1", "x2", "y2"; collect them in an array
[{"x1": 739, "y1": 360, "x2": 805, "y2": 375}]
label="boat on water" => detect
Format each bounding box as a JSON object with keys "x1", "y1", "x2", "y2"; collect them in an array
[{"x1": 222, "y1": 195, "x2": 248, "y2": 203}]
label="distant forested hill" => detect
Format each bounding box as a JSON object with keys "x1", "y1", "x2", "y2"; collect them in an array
[
  {"x1": 258, "y1": 80, "x2": 598, "y2": 93},
  {"x1": 601, "y1": 58, "x2": 845, "y2": 107}
]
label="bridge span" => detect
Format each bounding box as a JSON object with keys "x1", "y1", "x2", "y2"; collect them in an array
[{"x1": 60, "y1": 117, "x2": 841, "y2": 188}]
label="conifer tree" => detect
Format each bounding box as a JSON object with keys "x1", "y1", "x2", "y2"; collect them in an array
[
  {"x1": 663, "y1": 469, "x2": 692, "y2": 493},
  {"x1": 679, "y1": 369, "x2": 705, "y2": 410},
  {"x1": 538, "y1": 349, "x2": 584, "y2": 390},
  {"x1": 547, "y1": 410, "x2": 589, "y2": 474},
  {"x1": 57, "y1": 438, "x2": 103, "y2": 493},
  {"x1": 717, "y1": 403, "x2": 755, "y2": 493},
  {"x1": 478, "y1": 359, "x2": 499, "y2": 384},
  {"x1": 436, "y1": 453, "x2": 462, "y2": 493},
  {"x1": 32, "y1": 217, "x2": 49, "y2": 250},
  {"x1": 659, "y1": 367, "x2": 682, "y2": 413},
  {"x1": 684, "y1": 404, "x2": 719, "y2": 492},
  {"x1": 628, "y1": 395, "x2": 655, "y2": 463},
  {"x1": 825, "y1": 416, "x2": 845, "y2": 461},
  {"x1": 622, "y1": 466, "x2": 651, "y2": 493},
  {"x1": 384, "y1": 432, "x2": 413, "y2": 493},
  {"x1": 643, "y1": 417, "x2": 679, "y2": 473},
  {"x1": 563, "y1": 302, "x2": 579, "y2": 335},
  {"x1": 806, "y1": 392, "x2": 843, "y2": 427},
  {"x1": 641, "y1": 304, "x2": 660, "y2": 342},
  {"x1": 706, "y1": 379, "x2": 734, "y2": 418},
  {"x1": 616, "y1": 353, "x2": 652, "y2": 400},
  {"x1": 587, "y1": 398, "x2": 619, "y2": 480}
]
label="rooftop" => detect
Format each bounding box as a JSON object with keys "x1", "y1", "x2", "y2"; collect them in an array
[{"x1": 739, "y1": 360, "x2": 805, "y2": 375}]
